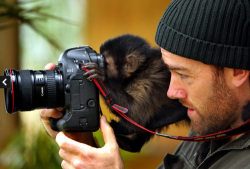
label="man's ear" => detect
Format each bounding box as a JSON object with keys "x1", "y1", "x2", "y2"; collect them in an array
[
  {"x1": 231, "y1": 69, "x2": 250, "y2": 88},
  {"x1": 126, "y1": 54, "x2": 138, "y2": 73}
]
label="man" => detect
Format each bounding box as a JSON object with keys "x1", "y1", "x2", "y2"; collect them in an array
[
  {"x1": 40, "y1": 0, "x2": 250, "y2": 168},
  {"x1": 154, "y1": 0, "x2": 250, "y2": 168}
]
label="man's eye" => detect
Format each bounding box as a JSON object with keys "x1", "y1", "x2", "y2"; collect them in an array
[{"x1": 178, "y1": 73, "x2": 188, "y2": 79}]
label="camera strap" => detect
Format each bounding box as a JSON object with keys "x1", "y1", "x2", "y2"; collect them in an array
[{"x1": 82, "y1": 67, "x2": 250, "y2": 142}]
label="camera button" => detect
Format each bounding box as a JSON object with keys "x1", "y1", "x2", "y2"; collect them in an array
[
  {"x1": 79, "y1": 117, "x2": 88, "y2": 129},
  {"x1": 88, "y1": 100, "x2": 95, "y2": 108},
  {"x1": 65, "y1": 84, "x2": 70, "y2": 93}
]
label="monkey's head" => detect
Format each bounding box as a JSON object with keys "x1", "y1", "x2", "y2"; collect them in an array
[{"x1": 100, "y1": 34, "x2": 152, "y2": 82}]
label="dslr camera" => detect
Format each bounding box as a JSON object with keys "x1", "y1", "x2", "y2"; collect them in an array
[{"x1": 4, "y1": 46, "x2": 104, "y2": 132}]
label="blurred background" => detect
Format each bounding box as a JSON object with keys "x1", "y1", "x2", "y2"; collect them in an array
[{"x1": 0, "y1": 0, "x2": 190, "y2": 168}]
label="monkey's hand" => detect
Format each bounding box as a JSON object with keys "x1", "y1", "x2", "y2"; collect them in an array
[{"x1": 83, "y1": 62, "x2": 105, "y2": 81}]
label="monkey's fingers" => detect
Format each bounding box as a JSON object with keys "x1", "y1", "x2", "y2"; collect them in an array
[
  {"x1": 83, "y1": 70, "x2": 92, "y2": 76},
  {"x1": 84, "y1": 63, "x2": 105, "y2": 72},
  {"x1": 83, "y1": 62, "x2": 99, "y2": 69},
  {"x1": 83, "y1": 69, "x2": 105, "y2": 81},
  {"x1": 83, "y1": 69, "x2": 102, "y2": 76},
  {"x1": 87, "y1": 74, "x2": 105, "y2": 81}
]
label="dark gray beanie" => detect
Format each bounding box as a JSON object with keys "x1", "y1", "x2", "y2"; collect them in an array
[{"x1": 155, "y1": 0, "x2": 250, "y2": 70}]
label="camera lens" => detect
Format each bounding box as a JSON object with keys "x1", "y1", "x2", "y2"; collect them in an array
[{"x1": 4, "y1": 69, "x2": 64, "y2": 114}]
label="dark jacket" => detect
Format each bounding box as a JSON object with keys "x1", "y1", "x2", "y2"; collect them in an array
[{"x1": 157, "y1": 129, "x2": 250, "y2": 169}]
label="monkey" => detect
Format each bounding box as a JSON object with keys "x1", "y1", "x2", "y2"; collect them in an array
[{"x1": 83, "y1": 34, "x2": 189, "y2": 152}]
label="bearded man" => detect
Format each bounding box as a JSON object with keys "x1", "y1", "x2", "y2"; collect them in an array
[{"x1": 40, "y1": 0, "x2": 250, "y2": 168}]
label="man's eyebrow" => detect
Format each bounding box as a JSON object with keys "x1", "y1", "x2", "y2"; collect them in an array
[{"x1": 165, "y1": 63, "x2": 188, "y2": 71}]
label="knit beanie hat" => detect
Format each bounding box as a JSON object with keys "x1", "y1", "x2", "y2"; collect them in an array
[{"x1": 155, "y1": 0, "x2": 250, "y2": 70}]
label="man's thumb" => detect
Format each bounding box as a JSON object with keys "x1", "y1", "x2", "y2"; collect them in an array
[{"x1": 100, "y1": 115, "x2": 117, "y2": 145}]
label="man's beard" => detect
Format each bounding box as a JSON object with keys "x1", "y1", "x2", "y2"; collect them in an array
[{"x1": 181, "y1": 70, "x2": 239, "y2": 135}]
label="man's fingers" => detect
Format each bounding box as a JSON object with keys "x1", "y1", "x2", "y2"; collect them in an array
[
  {"x1": 61, "y1": 160, "x2": 74, "y2": 169},
  {"x1": 56, "y1": 132, "x2": 92, "y2": 154},
  {"x1": 100, "y1": 115, "x2": 118, "y2": 147},
  {"x1": 56, "y1": 107, "x2": 64, "y2": 112},
  {"x1": 40, "y1": 108, "x2": 63, "y2": 120},
  {"x1": 44, "y1": 63, "x2": 56, "y2": 70},
  {"x1": 40, "y1": 109, "x2": 63, "y2": 139},
  {"x1": 59, "y1": 149, "x2": 76, "y2": 167}
]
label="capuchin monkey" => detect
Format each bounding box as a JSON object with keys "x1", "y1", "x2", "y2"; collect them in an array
[{"x1": 83, "y1": 34, "x2": 188, "y2": 152}]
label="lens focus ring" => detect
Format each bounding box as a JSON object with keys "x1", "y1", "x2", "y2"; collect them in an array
[{"x1": 46, "y1": 70, "x2": 57, "y2": 108}]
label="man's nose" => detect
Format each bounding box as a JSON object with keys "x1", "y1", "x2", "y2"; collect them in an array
[{"x1": 167, "y1": 82, "x2": 187, "y2": 99}]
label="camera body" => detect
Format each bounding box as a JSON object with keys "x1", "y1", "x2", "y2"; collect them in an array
[
  {"x1": 50, "y1": 46, "x2": 104, "y2": 132},
  {"x1": 4, "y1": 46, "x2": 104, "y2": 132}
]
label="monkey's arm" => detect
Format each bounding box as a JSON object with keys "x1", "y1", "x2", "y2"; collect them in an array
[
  {"x1": 105, "y1": 77, "x2": 167, "y2": 126},
  {"x1": 83, "y1": 62, "x2": 105, "y2": 81}
]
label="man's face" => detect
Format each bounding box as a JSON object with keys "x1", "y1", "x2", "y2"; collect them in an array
[{"x1": 161, "y1": 48, "x2": 240, "y2": 135}]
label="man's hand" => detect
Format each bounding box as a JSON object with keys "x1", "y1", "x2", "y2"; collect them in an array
[
  {"x1": 56, "y1": 115, "x2": 124, "y2": 169},
  {"x1": 39, "y1": 63, "x2": 62, "y2": 138},
  {"x1": 40, "y1": 108, "x2": 63, "y2": 139}
]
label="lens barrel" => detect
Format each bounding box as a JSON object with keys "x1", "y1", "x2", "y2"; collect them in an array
[{"x1": 4, "y1": 69, "x2": 64, "y2": 114}]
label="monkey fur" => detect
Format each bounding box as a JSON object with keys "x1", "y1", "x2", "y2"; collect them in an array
[{"x1": 83, "y1": 34, "x2": 188, "y2": 152}]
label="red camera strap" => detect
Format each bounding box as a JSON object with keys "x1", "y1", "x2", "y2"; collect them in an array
[{"x1": 82, "y1": 67, "x2": 250, "y2": 142}]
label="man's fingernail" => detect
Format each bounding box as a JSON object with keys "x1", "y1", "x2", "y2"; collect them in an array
[
  {"x1": 102, "y1": 115, "x2": 107, "y2": 122},
  {"x1": 58, "y1": 112, "x2": 63, "y2": 117}
]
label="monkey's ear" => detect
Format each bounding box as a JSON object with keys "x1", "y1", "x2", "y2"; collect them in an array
[{"x1": 126, "y1": 54, "x2": 138, "y2": 73}]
